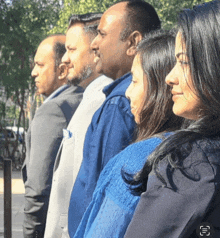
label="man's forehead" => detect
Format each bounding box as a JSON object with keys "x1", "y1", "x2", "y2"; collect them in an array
[
  {"x1": 99, "y1": 2, "x2": 127, "y2": 28},
  {"x1": 105, "y1": 1, "x2": 127, "y2": 14},
  {"x1": 99, "y1": 9, "x2": 126, "y2": 31},
  {"x1": 35, "y1": 42, "x2": 54, "y2": 62},
  {"x1": 65, "y1": 24, "x2": 86, "y2": 46}
]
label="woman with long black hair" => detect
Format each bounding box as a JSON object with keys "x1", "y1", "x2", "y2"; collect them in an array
[
  {"x1": 124, "y1": 1, "x2": 220, "y2": 237},
  {"x1": 72, "y1": 30, "x2": 183, "y2": 238}
]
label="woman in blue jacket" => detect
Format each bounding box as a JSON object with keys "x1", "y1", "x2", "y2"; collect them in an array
[
  {"x1": 124, "y1": 1, "x2": 220, "y2": 237},
  {"x1": 72, "y1": 30, "x2": 183, "y2": 237}
]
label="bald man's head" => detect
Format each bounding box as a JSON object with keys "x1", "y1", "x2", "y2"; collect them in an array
[
  {"x1": 32, "y1": 34, "x2": 68, "y2": 96},
  {"x1": 111, "y1": 0, "x2": 161, "y2": 41},
  {"x1": 91, "y1": 0, "x2": 161, "y2": 80}
]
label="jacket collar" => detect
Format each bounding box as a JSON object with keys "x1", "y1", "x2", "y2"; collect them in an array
[
  {"x1": 103, "y1": 72, "x2": 131, "y2": 98},
  {"x1": 43, "y1": 84, "x2": 69, "y2": 104}
]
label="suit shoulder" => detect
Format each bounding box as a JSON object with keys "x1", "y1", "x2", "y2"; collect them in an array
[
  {"x1": 51, "y1": 86, "x2": 83, "y2": 105},
  {"x1": 43, "y1": 86, "x2": 83, "y2": 123}
]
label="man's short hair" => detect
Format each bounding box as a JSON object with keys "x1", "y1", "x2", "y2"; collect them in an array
[
  {"x1": 54, "y1": 41, "x2": 66, "y2": 67},
  {"x1": 46, "y1": 34, "x2": 66, "y2": 68},
  {"x1": 68, "y1": 13, "x2": 102, "y2": 38},
  {"x1": 119, "y1": 0, "x2": 161, "y2": 41}
]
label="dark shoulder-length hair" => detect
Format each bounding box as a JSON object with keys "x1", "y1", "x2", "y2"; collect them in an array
[
  {"x1": 125, "y1": 0, "x2": 220, "y2": 195},
  {"x1": 136, "y1": 29, "x2": 183, "y2": 141}
]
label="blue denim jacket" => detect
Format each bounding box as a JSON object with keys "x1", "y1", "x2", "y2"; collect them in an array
[{"x1": 68, "y1": 73, "x2": 136, "y2": 237}]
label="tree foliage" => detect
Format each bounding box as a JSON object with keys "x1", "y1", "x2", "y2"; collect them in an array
[
  {"x1": 147, "y1": 0, "x2": 209, "y2": 29},
  {"x1": 0, "y1": 0, "x2": 62, "y2": 161},
  {"x1": 0, "y1": 0, "x2": 62, "y2": 125},
  {"x1": 50, "y1": 0, "x2": 210, "y2": 34},
  {"x1": 49, "y1": 0, "x2": 118, "y2": 34},
  {"x1": 0, "y1": 0, "x2": 62, "y2": 96}
]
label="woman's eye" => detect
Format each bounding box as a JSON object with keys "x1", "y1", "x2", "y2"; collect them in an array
[
  {"x1": 177, "y1": 59, "x2": 189, "y2": 65},
  {"x1": 180, "y1": 60, "x2": 189, "y2": 65},
  {"x1": 98, "y1": 30, "x2": 105, "y2": 37}
]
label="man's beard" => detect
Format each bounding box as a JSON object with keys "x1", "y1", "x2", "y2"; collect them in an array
[{"x1": 67, "y1": 65, "x2": 93, "y2": 86}]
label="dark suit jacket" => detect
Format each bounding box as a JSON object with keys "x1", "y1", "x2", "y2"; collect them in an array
[
  {"x1": 22, "y1": 85, "x2": 83, "y2": 238},
  {"x1": 124, "y1": 137, "x2": 220, "y2": 238}
]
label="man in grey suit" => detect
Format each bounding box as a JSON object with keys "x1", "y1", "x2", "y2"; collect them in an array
[
  {"x1": 44, "y1": 14, "x2": 113, "y2": 238},
  {"x1": 22, "y1": 34, "x2": 83, "y2": 238}
]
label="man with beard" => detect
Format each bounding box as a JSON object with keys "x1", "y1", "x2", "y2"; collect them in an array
[
  {"x1": 22, "y1": 34, "x2": 83, "y2": 238},
  {"x1": 68, "y1": 1, "x2": 161, "y2": 236},
  {"x1": 44, "y1": 13, "x2": 113, "y2": 238}
]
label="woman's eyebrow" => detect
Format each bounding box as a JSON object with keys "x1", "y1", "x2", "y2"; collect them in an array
[{"x1": 176, "y1": 52, "x2": 187, "y2": 58}]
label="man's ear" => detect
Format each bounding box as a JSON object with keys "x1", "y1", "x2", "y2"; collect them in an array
[
  {"x1": 58, "y1": 63, "x2": 68, "y2": 80},
  {"x1": 126, "y1": 31, "x2": 143, "y2": 56}
]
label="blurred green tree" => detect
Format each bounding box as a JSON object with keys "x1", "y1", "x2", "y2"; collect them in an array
[
  {"x1": 49, "y1": 0, "x2": 118, "y2": 34},
  {"x1": 0, "y1": 0, "x2": 63, "y2": 127},
  {"x1": 49, "y1": 0, "x2": 209, "y2": 34},
  {"x1": 147, "y1": 0, "x2": 209, "y2": 29},
  {"x1": 0, "y1": 0, "x2": 62, "y2": 162}
]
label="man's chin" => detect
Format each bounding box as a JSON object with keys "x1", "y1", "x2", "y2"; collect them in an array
[
  {"x1": 67, "y1": 76, "x2": 81, "y2": 86},
  {"x1": 95, "y1": 63, "x2": 103, "y2": 75},
  {"x1": 67, "y1": 66, "x2": 93, "y2": 86}
]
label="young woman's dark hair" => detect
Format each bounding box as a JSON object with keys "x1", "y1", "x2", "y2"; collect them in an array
[
  {"x1": 126, "y1": 0, "x2": 220, "y2": 195},
  {"x1": 135, "y1": 29, "x2": 183, "y2": 141}
]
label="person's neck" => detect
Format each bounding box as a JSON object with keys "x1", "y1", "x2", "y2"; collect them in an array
[
  {"x1": 79, "y1": 72, "x2": 101, "y2": 89},
  {"x1": 112, "y1": 64, "x2": 132, "y2": 80}
]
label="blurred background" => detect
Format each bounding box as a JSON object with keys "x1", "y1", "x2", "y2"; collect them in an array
[{"x1": 0, "y1": 0, "x2": 208, "y2": 168}]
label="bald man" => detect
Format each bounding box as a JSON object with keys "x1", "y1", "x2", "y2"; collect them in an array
[
  {"x1": 68, "y1": 1, "x2": 161, "y2": 236},
  {"x1": 22, "y1": 35, "x2": 83, "y2": 238}
]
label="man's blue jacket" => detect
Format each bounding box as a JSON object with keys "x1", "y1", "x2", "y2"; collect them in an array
[{"x1": 68, "y1": 73, "x2": 136, "y2": 237}]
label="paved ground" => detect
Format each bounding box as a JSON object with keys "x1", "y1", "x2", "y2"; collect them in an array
[{"x1": 0, "y1": 169, "x2": 24, "y2": 238}]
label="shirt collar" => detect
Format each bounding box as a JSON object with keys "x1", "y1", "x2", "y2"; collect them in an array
[
  {"x1": 103, "y1": 72, "x2": 131, "y2": 97},
  {"x1": 43, "y1": 84, "x2": 69, "y2": 104},
  {"x1": 83, "y1": 75, "x2": 110, "y2": 97}
]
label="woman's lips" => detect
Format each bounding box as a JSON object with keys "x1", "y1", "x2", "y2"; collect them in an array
[{"x1": 172, "y1": 92, "x2": 183, "y2": 101}]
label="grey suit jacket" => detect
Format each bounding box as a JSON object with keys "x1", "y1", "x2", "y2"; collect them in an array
[{"x1": 22, "y1": 85, "x2": 83, "y2": 238}]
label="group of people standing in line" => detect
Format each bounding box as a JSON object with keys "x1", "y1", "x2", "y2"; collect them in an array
[{"x1": 21, "y1": 0, "x2": 220, "y2": 237}]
